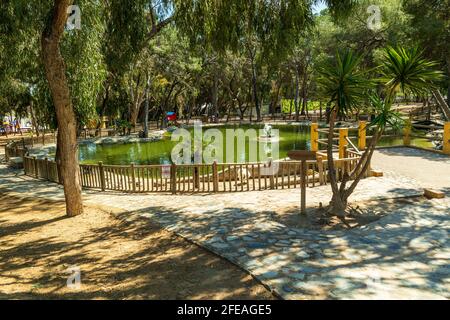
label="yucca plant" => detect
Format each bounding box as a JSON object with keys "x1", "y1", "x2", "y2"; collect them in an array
[
  {"x1": 317, "y1": 50, "x2": 374, "y2": 217},
  {"x1": 318, "y1": 47, "x2": 443, "y2": 218},
  {"x1": 382, "y1": 46, "x2": 443, "y2": 102}
]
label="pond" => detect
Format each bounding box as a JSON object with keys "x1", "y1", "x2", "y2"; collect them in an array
[
  {"x1": 79, "y1": 124, "x2": 310, "y2": 165},
  {"x1": 78, "y1": 124, "x2": 433, "y2": 165}
]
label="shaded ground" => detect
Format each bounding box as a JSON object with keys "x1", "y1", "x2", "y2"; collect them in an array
[
  {"x1": 372, "y1": 148, "x2": 450, "y2": 193},
  {"x1": 270, "y1": 199, "x2": 398, "y2": 231},
  {"x1": 0, "y1": 148, "x2": 448, "y2": 299},
  {"x1": 0, "y1": 193, "x2": 274, "y2": 300}
]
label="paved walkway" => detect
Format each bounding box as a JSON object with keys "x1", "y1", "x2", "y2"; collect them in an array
[
  {"x1": 0, "y1": 160, "x2": 449, "y2": 300},
  {"x1": 373, "y1": 148, "x2": 450, "y2": 193}
]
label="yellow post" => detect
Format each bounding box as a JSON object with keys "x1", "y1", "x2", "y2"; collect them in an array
[
  {"x1": 358, "y1": 121, "x2": 367, "y2": 151},
  {"x1": 339, "y1": 128, "x2": 348, "y2": 159},
  {"x1": 403, "y1": 119, "x2": 412, "y2": 146},
  {"x1": 101, "y1": 116, "x2": 108, "y2": 129},
  {"x1": 311, "y1": 123, "x2": 319, "y2": 152},
  {"x1": 444, "y1": 122, "x2": 450, "y2": 155}
]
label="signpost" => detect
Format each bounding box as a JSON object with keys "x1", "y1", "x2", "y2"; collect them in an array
[{"x1": 288, "y1": 150, "x2": 317, "y2": 214}]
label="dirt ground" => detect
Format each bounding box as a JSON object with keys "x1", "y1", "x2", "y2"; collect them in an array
[
  {"x1": 0, "y1": 193, "x2": 274, "y2": 300},
  {"x1": 372, "y1": 148, "x2": 450, "y2": 192}
]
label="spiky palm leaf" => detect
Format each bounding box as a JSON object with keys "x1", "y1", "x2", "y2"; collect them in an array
[
  {"x1": 368, "y1": 94, "x2": 403, "y2": 131},
  {"x1": 382, "y1": 46, "x2": 444, "y2": 101},
  {"x1": 317, "y1": 50, "x2": 374, "y2": 116}
]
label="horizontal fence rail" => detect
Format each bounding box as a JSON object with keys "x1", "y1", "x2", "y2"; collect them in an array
[{"x1": 23, "y1": 155, "x2": 368, "y2": 194}]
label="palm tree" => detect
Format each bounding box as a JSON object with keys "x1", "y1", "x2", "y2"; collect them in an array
[
  {"x1": 318, "y1": 47, "x2": 443, "y2": 217},
  {"x1": 317, "y1": 50, "x2": 374, "y2": 217}
]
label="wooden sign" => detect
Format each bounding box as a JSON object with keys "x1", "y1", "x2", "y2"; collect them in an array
[
  {"x1": 288, "y1": 150, "x2": 316, "y2": 215},
  {"x1": 288, "y1": 150, "x2": 317, "y2": 161}
]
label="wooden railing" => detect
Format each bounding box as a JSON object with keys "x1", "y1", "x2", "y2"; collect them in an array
[
  {"x1": 4, "y1": 142, "x2": 28, "y2": 162},
  {"x1": 23, "y1": 155, "x2": 366, "y2": 194}
]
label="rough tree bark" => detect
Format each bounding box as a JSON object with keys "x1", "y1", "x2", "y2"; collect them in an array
[
  {"x1": 249, "y1": 48, "x2": 261, "y2": 122},
  {"x1": 326, "y1": 109, "x2": 382, "y2": 217},
  {"x1": 294, "y1": 70, "x2": 300, "y2": 121},
  {"x1": 41, "y1": 0, "x2": 83, "y2": 217},
  {"x1": 143, "y1": 77, "x2": 150, "y2": 138}
]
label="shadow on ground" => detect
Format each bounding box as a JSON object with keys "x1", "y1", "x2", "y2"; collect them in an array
[{"x1": 0, "y1": 194, "x2": 274, "y2": 300}]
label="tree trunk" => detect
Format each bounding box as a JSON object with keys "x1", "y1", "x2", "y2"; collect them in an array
[
  {"x1": 447, "y1": 58, "x2": 450, "y2": 107},
  {"x1": 97, "y1": 81, "x2": 110, "y2": 130},
  {"x1": 294, "y1": 70, "x2": 300, "y2": 121},
  {"x1": 55, "y1": 129, "x2": 64, "y2": 185},
  {"x1": 41, "y1": 0, "x2": 83, "y2": 217},
  {"x1": 250, "y1": 51, "x2": 261, "y2": 122},
  {"x1": 143, "y1": 87, "x2": 150, "y2": 138},
  {"x1": 29, "y1": 101, "x2": 40, "y2": 137},
  {"x1": 319, "y1": 101, "x2": 323, "y2": 121},
  {"x1": 212, "y1": 68, "x2": 219, "y2": 121},
  {"x1": 326, "y1": 110, "x2": 346, "y2": 217},
  {"x1": 289, "y1": 92, "x2": 293, "y2": 119},
  {"x1": 301, "y1": 70, "x2": 308, "y2": 116}
]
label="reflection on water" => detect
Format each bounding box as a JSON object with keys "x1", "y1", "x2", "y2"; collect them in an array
[
  {"x1": 79, "y1": 124, "x2": 311, "y2": 165},
  {"x1": 78, "y1": 124, "x2": 434, "y2": 165}
]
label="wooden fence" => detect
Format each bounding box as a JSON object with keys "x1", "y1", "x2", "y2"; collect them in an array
[
  {"x1": 23, "y1": 155, "x2": 366, "y2": 194},
  {"x1": 4, "y1": 142, "x2": 28, "y2": 162}
]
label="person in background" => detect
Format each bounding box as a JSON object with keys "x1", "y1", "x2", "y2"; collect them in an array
[{"x1": 15, "y1": 119, "x2": 22, "y2": 135}]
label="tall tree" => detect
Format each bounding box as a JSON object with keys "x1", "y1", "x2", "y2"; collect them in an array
[
  {"x1": 174, "y1": 0, "x2": 357, "y2": 121},
  {"x1": 318, "y1": 47, "x2": 443, "y2": 217},
  {"x1": 41, "y1": 0, "x2": 83, "y2": 216},
  {"x1": 402, "y1": 0, "x2": 450, "y2": 105}
]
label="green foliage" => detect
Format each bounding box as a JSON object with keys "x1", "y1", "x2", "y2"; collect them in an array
[
  {"x1": 317, "y1": 50, "x2": 374, "y2": 115},
  {"x1": 381, "y1": 46, "x2": 445, "y2": 100},
  {"x1": 63, "y1": 0, "x2": 107, "y2": 127},
  {"x1": 0, "y1": 0, "x2": 106, "y2": 128},
  {"x1": 368, "y1": 94, "x2": 402, "y2": 130},
  {"x1": 281, "y1": 100, "x2": 321, "y2": 113}
]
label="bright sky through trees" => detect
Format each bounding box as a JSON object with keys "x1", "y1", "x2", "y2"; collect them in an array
[{"x1": 313, "y1": 1, "x2": 327, "y2": 14}]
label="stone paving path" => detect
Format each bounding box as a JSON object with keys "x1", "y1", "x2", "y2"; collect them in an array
[{"x1": 0, "y1": 165, "x2": 449, "y2": 299}]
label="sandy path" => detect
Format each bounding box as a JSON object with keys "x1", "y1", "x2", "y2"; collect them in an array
[
  {"x1": 372, "y1": 148, "x2": 450, "y2": 192},
  {"x1": 0, "y1": 194, "x2": 274, "y2": 300}
]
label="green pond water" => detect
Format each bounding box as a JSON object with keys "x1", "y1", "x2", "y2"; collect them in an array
[{"x1": 78, "y1": 124, "x2": 433, "y2": 165}]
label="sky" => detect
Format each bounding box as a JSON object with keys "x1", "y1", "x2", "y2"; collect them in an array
[{"x1": 312, "y1": 1, "x2": 327, "y2": 14}]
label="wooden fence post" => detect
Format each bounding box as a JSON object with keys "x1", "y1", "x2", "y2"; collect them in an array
[
  {"x1": 311, "y1": 123, "x2": 319, "y2": 152},
  {"x1": 403, "y1": 119, "x2": 412, "y2": 146},
  {"x1": 170, "y1": 163, "x2": 177, "y2": 194},
  {"x1": 317, "y1": 156, "x2": 324, "y2": 185},
  {"x1": 358, "y1": 121, "x2": 366, "y2": 150},
  {"x1": 33, "y1": 156, "x2": 38, "y2": 178},
  {"x1": 194, "y1": 166, "x2": 200, "y2": 189},
  {"x1": 99, "y1": 161, "x2": 106, "y2": 191},
  {"x1": 130, "y1": 163, "x2": 136, "y2": 192},
  {"x1": 212, "y1": 161, "x2": 219, "y2": 192},
  {"x1": 45, "y1": 157, "x2": 49, "y2": 181},
  {"x1": 443, "y1": 122, "x2": 450, "y2": 155},
  {"x1": 339, "y1": 128, "x2": 348, "y2": 159},
  {"x1": 269, "y1": 160, "x2": 275, "y2": 189}
]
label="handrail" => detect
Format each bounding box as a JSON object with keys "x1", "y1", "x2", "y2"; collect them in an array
[{"x1": 345, "y1": 137, "x2": 362, "y2": 155}]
